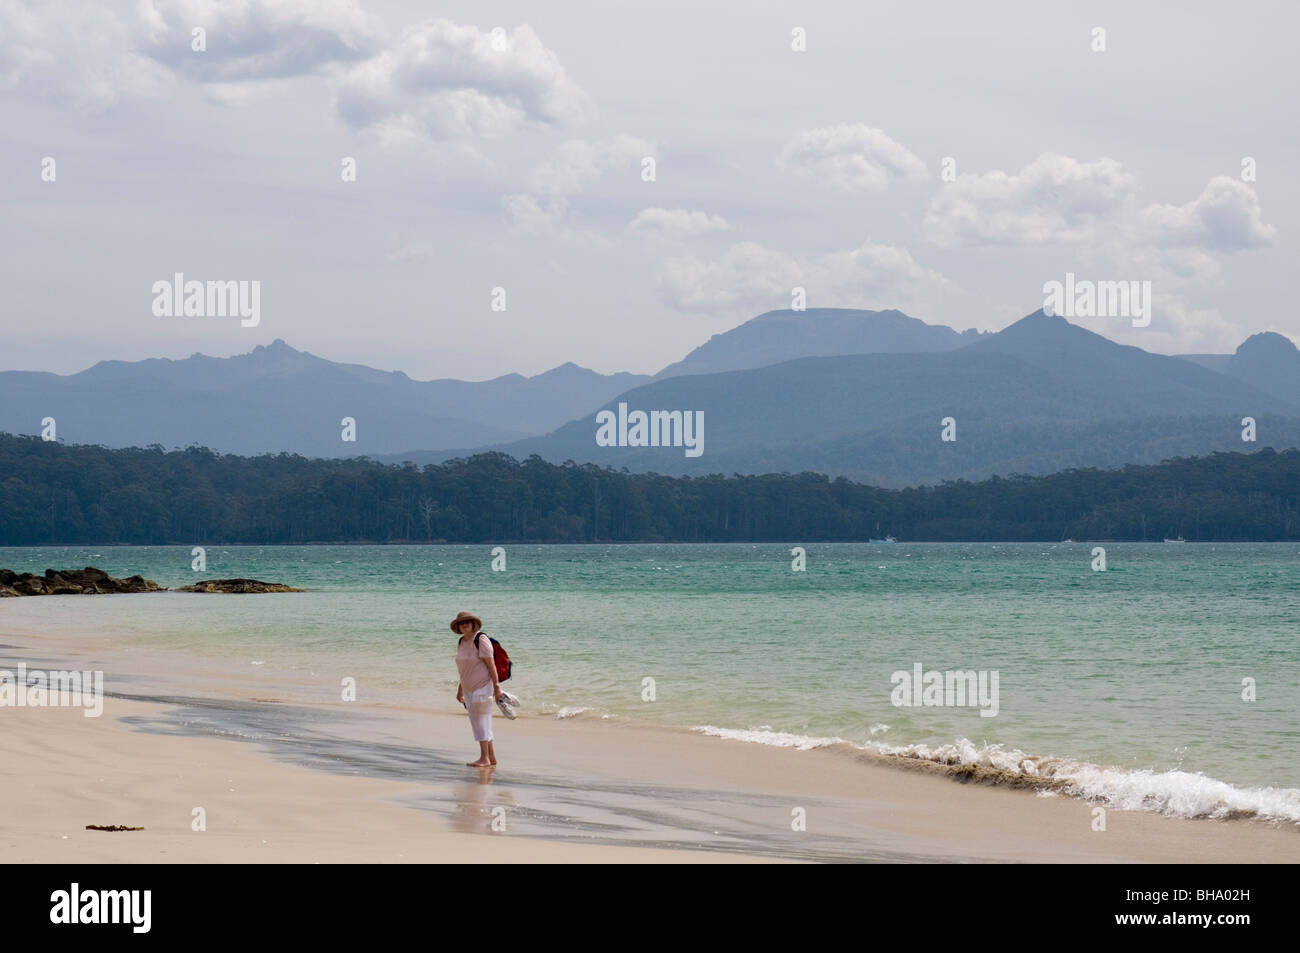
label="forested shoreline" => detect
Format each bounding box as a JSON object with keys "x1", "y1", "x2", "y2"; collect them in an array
[{"x1": 1, "y1": 433, "x2": 1297, "y2": 544}]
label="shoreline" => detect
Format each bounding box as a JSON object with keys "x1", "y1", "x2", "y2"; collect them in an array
[
  {"x1": 7, "y1": 611, "x2": 1299, "y2": 828},
  {"x1": 2, "y1": 695, "x2": 779, "y2": 864},
  {"x1": 3, "y1": 630, "x2": 1298, "y2": 863}
]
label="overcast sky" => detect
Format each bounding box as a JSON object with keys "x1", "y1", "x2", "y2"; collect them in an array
[{"x1": 1, "y1": 0, "x2": 1295, "y2": 379}]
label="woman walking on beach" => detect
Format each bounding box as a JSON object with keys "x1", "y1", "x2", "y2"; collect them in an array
[{"x1": 452, "y1": 611, "x2": 500, "y2": 767}]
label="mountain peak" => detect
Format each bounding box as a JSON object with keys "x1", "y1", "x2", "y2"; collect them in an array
[
  {"x1": 752, "y1": 306, "x2": 910, "y2": 322},
  {"x1": 653, "y1": 306, "x2": 972, "y2": 380},
  {"x1": 972, "y1": 309, "x2": 1097, "y2": 352},
  {"x1": 1222, "y1": 331, "x2": 1300, "y2": 408},
  {"x1": 1003, "y1": 308, "x2": 1072, "y2": 331},
  {"x1": 1237, "y1": 331, "x2": 1298, "y2": 356}
]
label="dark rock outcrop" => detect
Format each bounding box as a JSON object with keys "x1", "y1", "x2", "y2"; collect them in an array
[
  {"x1": 175, "y1": 579, "x2": 303, "y2": 593},
  {"x1": 0, "y1": 567, "x2": 301, "y2": 595},
  {"x1": 0, "y1": 567, "x2": 163, "y2": 595}
]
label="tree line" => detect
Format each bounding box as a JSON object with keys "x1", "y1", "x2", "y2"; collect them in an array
[{"x1": 1, "y1": 434, "x2": 1297, "y2": 544}]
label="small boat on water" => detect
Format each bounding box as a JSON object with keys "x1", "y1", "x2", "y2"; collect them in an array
[
  {"x1": 869, "y1": 536, "x2": 897, "y2": 544},
  {"x1": 1163, "y1": 536, "x2": 1186, "y2": 543}
]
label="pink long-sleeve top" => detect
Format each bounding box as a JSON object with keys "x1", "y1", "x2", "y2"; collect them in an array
[{"x1": 456, "y1": 633, "x2": 495, "y2": 693}]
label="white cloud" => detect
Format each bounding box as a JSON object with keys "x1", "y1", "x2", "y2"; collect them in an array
[
  {"x1": 387, "y1": 241, "x2": 436, "y2": 262},
  {"x1": 137, "y1": 0, "x2": 381, "y2": 81},
  {"x1": 1035, "y1": 175, "x2": 1279, "y2": 292},
  {"x1": 778, "y1": 123, "x2": 928, "y2": 191},
  {"x1": 628, "y1": 208, "x2": 730, "y2": 239},
  {"x1": 1141, "y1": 176, "x2": 1277, "y2": 252},
  {"x1": 924, "y1": 153, "x2": 1135, "y2": 247},
  {"x1": 503, "y1": 192, "x2": 565, "y2": 228},
  {"x1": 1072, "y1": 295, "x2": 1243, "y2": 356},
  {"x1": 1149, "y1": 298, "x2": 1243, "y2": 353},
  {"x1": 0, "y1": 0, "x2": 379, "y2": 108},
  {"x1": 0, "y1": 0, "x2": 168, "y2": 109},
  {"x1": 499, "y1": 135, "x2": 655, "y2": 244},
  {"x1": 336, "y1": 20, "x2": 592, "y2": 140},
  {"x1": 1133, "y1": 247, "x2": 1221, "y2": 282},
  {"x1": 525, "y1": 135, "x2": 653, "y2": 196},
  {"x1": 501, "y1": 194, "x2": 609, "y2": 247},
  {"x1": 658, "y1": 240, "x2": 945, "y2": 314}
]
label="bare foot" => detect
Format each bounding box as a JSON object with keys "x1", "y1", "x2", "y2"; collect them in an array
[
  {"x1": 467, "y1": 760, "x2": 491, "y2": 767},
  {"x1": 488, "y1": 759, "x2": 497, "y2": 765}
]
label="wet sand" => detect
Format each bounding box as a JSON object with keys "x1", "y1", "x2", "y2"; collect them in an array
[{"x1": 1, "y1": 629, "x2": 1297, "y2": 863}]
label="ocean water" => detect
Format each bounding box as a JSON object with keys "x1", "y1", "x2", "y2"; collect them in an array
[{"x1": 3, "y1": 542, "x2": 1299, "y2": 824}]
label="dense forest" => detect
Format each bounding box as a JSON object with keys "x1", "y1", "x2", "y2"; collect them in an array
[{"x1": 1, "y1": 433, "x2": 1298, "y2": 543}]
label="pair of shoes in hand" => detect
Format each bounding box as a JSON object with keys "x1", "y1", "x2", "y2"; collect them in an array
[{"x1": 496, "y1": 690, "x2": 521, "y2": 719}]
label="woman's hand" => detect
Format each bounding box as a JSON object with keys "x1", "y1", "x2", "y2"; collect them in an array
[
  {"x1": 456, "y1": 689, "x2": 465, "y2": 707},
  {"x1": 493, "y1": 687, "x2": 503, "y2": 702}
]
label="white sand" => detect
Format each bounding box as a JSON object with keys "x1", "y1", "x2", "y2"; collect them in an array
[{"x1": 2, "y1": 627, "x2": 1297, "y2": 863}]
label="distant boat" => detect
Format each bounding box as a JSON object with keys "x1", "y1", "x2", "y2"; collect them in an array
[
  {"x1": 1060, "y1": 538, "x2": 1074, "y2": 543},
  {"x1": 869, "y1": 536, "x2": 897, "y2": 544},
  {"x1": 1163, "y1": 536, "x2": 1186, "y2": 543}
]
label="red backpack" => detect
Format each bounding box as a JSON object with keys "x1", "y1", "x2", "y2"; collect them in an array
[{"x1": 475, "y1": 632, "x2": 513, "y2": 682}]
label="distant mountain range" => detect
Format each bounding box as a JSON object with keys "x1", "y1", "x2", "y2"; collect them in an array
[
  {"x1": 3, "y1": 308, "x2": 1300, "y2": 485},
  {"x1": 0, "y1": 340, "x2": 649, "y2": 457},
  {"x1": 403, "y1": 311, "x2": 1300, "y2": 485}
]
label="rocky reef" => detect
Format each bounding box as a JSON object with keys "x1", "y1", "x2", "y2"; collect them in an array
[
  {"x1": 0, "y1": 567, "x2": 163, "y2": 597},
  {"x1": 0, "y1": 567, "x2": 301, "y2": 596},
  {"x1": 174, "y1": 579, "x2": 303, "y2": 593}
]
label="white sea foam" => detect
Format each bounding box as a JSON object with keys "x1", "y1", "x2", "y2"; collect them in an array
[
  {"x1": 867, "y1": 737, "x2": 1300, "y2": 824},
  {"x1": 1051, "y1": 761, "x2": 1300, "y2": 823},
  {"x1": 692, "y1": 725, "x2": 846, "y2": 750},
  {"x1": 693, "y1": 727, "x2": 1300, "y2": 824},
  {"x1": 555, "y1": 706, "x2": 595, "y2": 719}
]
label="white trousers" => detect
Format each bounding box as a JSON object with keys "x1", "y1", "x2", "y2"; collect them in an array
[{"x1": 465, "y1": 682, "x2": 495, "y2": 742}]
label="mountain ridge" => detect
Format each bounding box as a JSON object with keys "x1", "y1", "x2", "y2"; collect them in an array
[
  {"x1": 4, "y1": 311, "x2": 1299, "y2": 482},
  {"x1": 392, "y1": 310, "x2": 1300, "y2": 485},
  {"x1": 0, "y1": 340, "x2": 651, "y2": 456}
]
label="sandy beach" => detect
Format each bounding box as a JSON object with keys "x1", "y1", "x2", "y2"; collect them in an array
[{"x1": 2, "y1": 624, "x2": 1297, "y2": 864}]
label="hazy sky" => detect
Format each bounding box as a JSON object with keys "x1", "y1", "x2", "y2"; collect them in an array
[{"x1": 2, "y1": 0, "x2": 1295, "y2": 379}]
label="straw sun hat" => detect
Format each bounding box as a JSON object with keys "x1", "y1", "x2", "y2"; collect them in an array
[{"x1": 450, "y1": 610, "x2": 482, "y2": 633}]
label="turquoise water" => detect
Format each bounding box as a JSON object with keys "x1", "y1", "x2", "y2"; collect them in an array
[{"x1": 3, "y1": 543, "x2": 1298, "y2": 818}]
